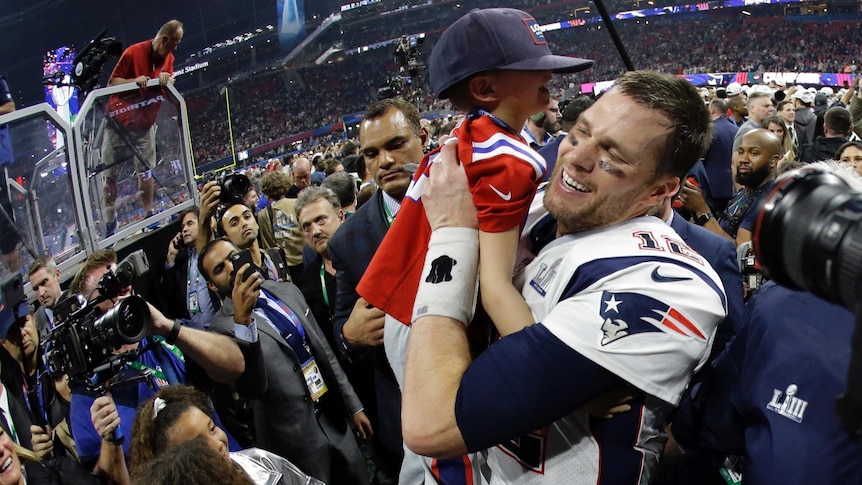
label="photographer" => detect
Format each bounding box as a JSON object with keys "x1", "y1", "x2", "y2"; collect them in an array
[
  {"x1": 64, "y1": 250, "x2": 244, "y2": 482},
  {"x1": 198, "y1": 180, "x2": 289, "y2": 282},
  {"x1": 671, "y1": 161, "x2": 862, "y2": 484},
  {"x1": 160, "y1": 207, "x2": 218, "y2": 330}
]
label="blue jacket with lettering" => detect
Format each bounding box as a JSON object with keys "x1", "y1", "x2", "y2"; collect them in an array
[{"x1": 673, "y1": 281, "x2": 862, "y2": 484}]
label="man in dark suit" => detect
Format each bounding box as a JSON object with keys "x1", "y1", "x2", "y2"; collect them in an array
[
  {"x1": 295, "y1": 186, "x2": 344, "y2": 352},
  {"x1": 27, "y1": 255, "x2": 66, "y2": 335},
  {"x1": 650, "y1": 193, "x2": 745, "y2": 485},
  {"x1": 160, "y1": 207, "x2": 219, "y2": 329},
  {"x1": 201, "y1": 237, "x2": 370, "y2": 484},
  {"x1": 702, "y1": 99, "x2": 738, "y2": 214},
  {"x1": 327, "y1": 97, "x2": 428, "y2": 484},
  {"x1": 663, "y1": 201, "x2": 744, "y2": 357}
]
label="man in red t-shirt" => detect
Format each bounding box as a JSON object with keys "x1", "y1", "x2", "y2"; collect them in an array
[{"x1": 101, "y1": 19, "x2": 183, "y2": 235}]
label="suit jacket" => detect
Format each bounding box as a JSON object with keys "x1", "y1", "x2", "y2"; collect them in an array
[
  {"x1": 326, "y1": 189, "x2": 404, "y2": 463},
  {"x1": 34, "y1": 290, "x2": 71, "y2": 335},
  {"x1": 34, "y1": 306, "x2": 51, "y2": 337},
  {"x1": 671, "y1": 211, "x2": 744, "y2": 359},
  {"x1": 210, "y1": 280, "x2": 366, "y2": 483},
  {"x1": 732, "y1": 118, "x2": 761, "y2": 150},
  {"x1": 0, "y1": 385, "x2": 33, "y2": 450},
  {"x1": 297, "y1": 253, "x2": 338, "y2": 353},
  {"x1": 328, "y1": 189, "x2": 390, "y2": 337},
  {"x1": 159, "y1": 249, "x2": 220, "y2": 320},
  {"x1": 702, "y1": 116, "x2": 738, "y2": 202}
]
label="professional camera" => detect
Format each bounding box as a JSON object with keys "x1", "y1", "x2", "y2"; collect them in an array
[
  {"x1": 41, "y1": 250, "x2": 152, "y2": 390},
  {"x1": 202, "y1": 171, "x2": 250, "y2": 205},
  {"x1": 43, "y1": 295, "x2": 150, "y2": 382},
  {"x1": 754, "y1": 167, "x2": 862, "y2": 312},
  {"x1": 71, "y1": 29, "x2": 123, "y2": 97}
]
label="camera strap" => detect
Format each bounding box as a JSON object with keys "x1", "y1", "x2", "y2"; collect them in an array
[
  {"x1": 129, "y1": 340, "x2": 185, "y2": 389},
  {"x1": 256, "y1": 290, "x2": 329, "y2": 401},
  {"x1": 187, "y1": 255, "x2": 201, "y2": 315},
  {"x1": 720, "y1": 184, "x2": 769, "y2": 238}
]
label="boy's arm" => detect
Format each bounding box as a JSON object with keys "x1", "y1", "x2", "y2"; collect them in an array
[{"x1": 479, "y1": 227, "x2": 534, "y2": 336}]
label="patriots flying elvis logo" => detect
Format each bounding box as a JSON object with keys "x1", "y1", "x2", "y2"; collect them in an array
[{"x1": 599, "y1": 290, "x2": 705, "y2": 346}]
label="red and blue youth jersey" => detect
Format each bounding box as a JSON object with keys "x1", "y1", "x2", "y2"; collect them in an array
[{"x1": 358, "y1": 111, "x2": 546, "y2": 325}]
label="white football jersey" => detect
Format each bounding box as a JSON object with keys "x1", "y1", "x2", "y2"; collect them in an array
[{"x1": 487, "y1": 216, "x2": 727, "y2": 484}]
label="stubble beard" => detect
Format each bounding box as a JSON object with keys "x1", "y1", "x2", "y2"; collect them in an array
[{"x1": 544, "y1": 184, "x2": 643, "y2": 236}]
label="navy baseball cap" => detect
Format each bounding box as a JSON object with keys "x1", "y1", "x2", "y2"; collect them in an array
[{"x1": 429, "y1": 8, "x2": 594, "y2": 99}]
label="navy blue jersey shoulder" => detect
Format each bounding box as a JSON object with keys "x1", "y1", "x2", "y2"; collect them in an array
[{"x1": 455, "y1": 323, "x2": 623, "y2": 452}]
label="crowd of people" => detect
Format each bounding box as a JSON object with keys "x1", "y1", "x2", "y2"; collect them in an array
[
  {"x1": 6, "y1": 3, "x2": 862, "y2": 485},
  {"x1": 183, "y1": 12, "x2": 861, "y2": 167}
]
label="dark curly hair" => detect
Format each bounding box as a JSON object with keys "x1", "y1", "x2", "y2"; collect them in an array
[
  {"x1": 131, "y1": 437, "x2": 251, "y2": 485},
  {"x1": 129, "y1": 385, "x2": 218, "y2": 478}
]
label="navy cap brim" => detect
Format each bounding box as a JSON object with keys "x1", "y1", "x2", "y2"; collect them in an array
[{"x1": 499, "y1": 55, "x2": 594, "y2": 74}]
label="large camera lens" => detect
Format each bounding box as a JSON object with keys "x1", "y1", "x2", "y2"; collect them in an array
[
  {"x1": 93, "y1": 295, "x2": 151, "y2": 345},
  {"x1": 220, "y1": 173, "x2": 250, "y2": 204},
  {"x1": 754, "y1": 167, "x2": 862, "y2": 312}
]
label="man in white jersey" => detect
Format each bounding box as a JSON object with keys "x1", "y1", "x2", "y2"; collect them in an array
[{"x1": 401, "y1": 71, "x2": 728, "y2": 484}]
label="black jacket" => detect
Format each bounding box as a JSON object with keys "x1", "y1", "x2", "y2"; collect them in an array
[{"x1": 800, "y1": 136, "x2": 847, "y2": 163}]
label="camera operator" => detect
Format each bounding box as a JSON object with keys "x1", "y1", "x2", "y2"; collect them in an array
[
  {"x1": 66, "y1": 249, "x2": 245, "y2": 483},
  {"x1": 671, "y1": 161, "x2": 862, "y2": 484},
  {"x1": 160, "y1": 207, "x2": 218, "y2": 330},
  {"x1": 100, "y1": 20, "x2": 183, "y2": 235},
  {"x1": 678, "y1": 129, "x2": 780, "y2": 248}
]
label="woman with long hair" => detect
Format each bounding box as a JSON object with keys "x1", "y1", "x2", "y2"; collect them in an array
[
  {"x1": 764, "y1": 115, "x2": 796, "y2": 163},
  {"x1": 129, "y1": 385, "x2": 322, "y2": 485}
]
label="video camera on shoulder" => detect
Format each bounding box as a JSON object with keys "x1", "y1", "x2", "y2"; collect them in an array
[
  {"x1": 42, "y1": 250, "x2": 152, "y2": 391},
  {"x1": 202, "y1": 171, "x2": 250, "y2": 205}
]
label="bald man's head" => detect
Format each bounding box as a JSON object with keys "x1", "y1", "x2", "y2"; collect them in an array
[
  {"x1": 292, "y1": 157, "x2": 312, "y2": 190},
  {"x1": 736, "y1": 129, "x2": 781, "y2": 189}
]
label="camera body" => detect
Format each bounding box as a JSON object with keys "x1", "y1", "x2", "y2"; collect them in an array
[
  {"x1": 43, "y1": 294, "x2": 150, "y2": 380},
  {"x1": 42, "y1": 250, "x2": 152, "y2": 388},
  {"x1": 202, "y1": 171, "x2": 250, "y2": 205}
]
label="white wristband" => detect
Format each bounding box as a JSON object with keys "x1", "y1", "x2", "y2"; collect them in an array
[{"x1": 412, "y1": 227, "x2": 479, "y2": 326}]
